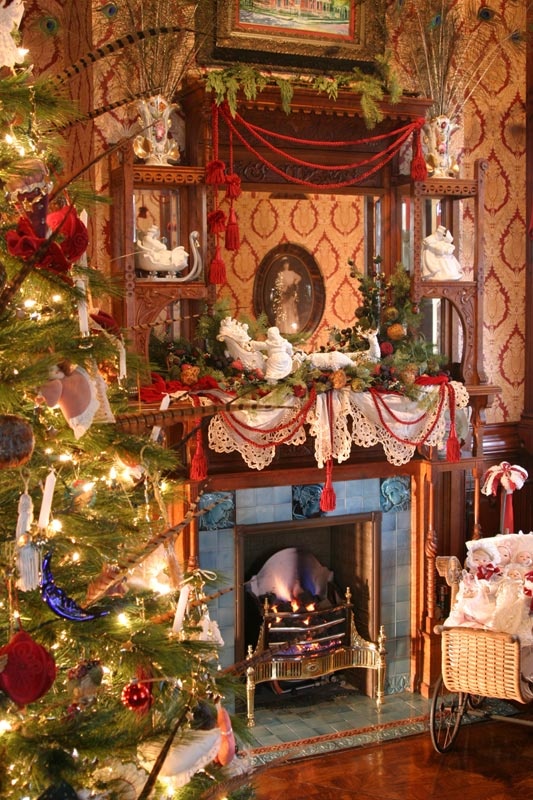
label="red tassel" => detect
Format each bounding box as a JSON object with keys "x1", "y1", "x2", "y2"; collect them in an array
[
  {"x1": 446, "y1": 384, "x2": 461, "y2": 462},
  {"x1": 446, "y1": 425, "x2": 461, "y2": 462},
  {"x1": 410, "y1": 128, "x2": 428, "y2": 181},
  {"x1": 209, "y1": 245, "x2": 226, "y2": 285},
  {"x1": 225, "y1": 207, "x2": 240, "y2": 251},
  {"x1": 320, "y1": 459, "x2": 336, "y2": 512},
  {"x1": 205, "y1": 159, "x2": 226, "y2": 185},
  {"x1": 190, "y1": 426, "x2": 208, "y2": 481},
  {"x1": 225, "y1": 172, "x2": 242, "y2": 200},
  {"x1": 207, "y1": 209, "x2": 227, "y2": 234}
]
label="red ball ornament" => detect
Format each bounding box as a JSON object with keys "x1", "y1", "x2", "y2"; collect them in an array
[
  {"x1": 121, "y1": 680, "x2": 153, "y2": 713},
  {"x1": 0, "y1": 630, "x2": 56, "y2": 706}
]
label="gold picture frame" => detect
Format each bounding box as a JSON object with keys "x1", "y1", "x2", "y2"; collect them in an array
[{"x1": 212, "y1": 0, "x2": 385, "y2": 69}]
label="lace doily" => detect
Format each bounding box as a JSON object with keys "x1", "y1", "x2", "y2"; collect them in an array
[
  {"x1": 208, "y1": 393, "x2": 308, "y2": 470},
  {"x1": 207, "y1": 381, "x2": 469, "y2": 470}
]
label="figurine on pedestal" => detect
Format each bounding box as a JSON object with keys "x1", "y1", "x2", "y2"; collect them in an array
[{"x1": 422, "y1": 225, "x2": 462, "y2": 281}]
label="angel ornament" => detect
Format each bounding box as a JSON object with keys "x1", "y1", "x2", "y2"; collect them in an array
[{"x1": 422, "y1": 226, "x2": 462, "y2": 281}]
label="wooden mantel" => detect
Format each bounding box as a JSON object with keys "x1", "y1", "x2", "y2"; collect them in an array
[{"x1": 116, "y1": 383, "x2": 495, "y2": 698}]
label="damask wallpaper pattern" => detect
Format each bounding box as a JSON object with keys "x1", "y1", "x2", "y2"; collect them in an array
[
  {"x1": 218, "y1": 192, "x2": 366, "y2": 350},
  {"x1": 21, "y1": 0, "x2": 528, "y2": 424}
]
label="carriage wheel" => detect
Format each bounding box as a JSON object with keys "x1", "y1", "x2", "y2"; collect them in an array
[
  {"x1": 430, "y1": 674, "x2": 467, "y2": 753},
  {"x1": 467, "y1": 693, "x2": 485, "y2": 710}
]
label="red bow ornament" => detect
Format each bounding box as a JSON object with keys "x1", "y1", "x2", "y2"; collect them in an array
[{"x1": 6, "y1": 205, "x2": 88, "y2": 276}]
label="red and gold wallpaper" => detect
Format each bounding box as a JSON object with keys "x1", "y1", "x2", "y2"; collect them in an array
[
  {"x1": 21, "y1": 0, "x2": 528, "y2": 424},
  {"x1": 217, "y1": 192, "x2": 367, "y2": 351}
]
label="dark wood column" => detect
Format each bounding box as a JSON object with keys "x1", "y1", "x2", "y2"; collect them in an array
[{"x1": 519, "y1": 10, "x2": 533, "y2": 451}]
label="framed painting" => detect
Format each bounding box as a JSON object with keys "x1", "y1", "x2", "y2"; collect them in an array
[
  {"x1": 253, "y1": 243, "x2": 325, "y2": 336},
  {"x1": 213, "y1": 0, "x2": 385, "y2": 69}
]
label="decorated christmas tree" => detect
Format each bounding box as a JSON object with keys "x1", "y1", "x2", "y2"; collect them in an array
[{"x1": 0, "y1": 9, "x2": 250, "y2": 800}]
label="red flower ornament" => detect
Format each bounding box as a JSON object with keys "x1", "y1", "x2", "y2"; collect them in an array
[
  {"x1": 0, "y1": 630, "x2": 56, "y2": 706},
  {"x1": 47, "y1": 206, "x2": 89, "y2": 262},
  {"x1": 6, "y1": 206, "x2": 88, "y2": 277}
]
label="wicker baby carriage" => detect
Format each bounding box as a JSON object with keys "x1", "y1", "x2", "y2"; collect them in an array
[{"x1": 431, "y1": 556, "x2": 533, "y2": 753}]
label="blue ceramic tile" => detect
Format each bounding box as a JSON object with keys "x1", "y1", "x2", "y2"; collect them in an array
[
  {"x1": 396, "y1": 509, "x2": 411, "y2": 530},
  {"x1": 380, "y1": 477, "x2": 410, "y2": 512},
  {"x1": 396, "y1": 619, "x2": 410, "y2": 638},
  {"x1": 199, "y1": 491, "x2": 235, "y2": 530},
  {"x1": 396, "y1": 583, "x2": 410, "y2": 603},
  {"x1": 236, "y1": 488, "x2": 257, "y2": 508},
  {"x1": 273, "y1": 503, "x2": 293, "y2": 522},
  {"x1": 380, "y1": 513, "x2": 397, "y2": 533},
  {"x1": 292, "y1": 484, "x2": 324, "y2": 519},
  {"x1": 395, "y1": 601, "x2": 410, "y2": 623},
  {"x1": 397, "y1": 546, "x2": 410, "y2": 567},
  {"x1": 235, "y1": 506, "x2": 260, "y2": 525},
  {"x1": 381, "y1": 585, "x2": 395, "y2": 605},
  {"x1": 345, "y1": 495, "x2": 364, "y2": 513},
  {"x1": 215, "y1": 606, "x2": 234, "y2": 628}
]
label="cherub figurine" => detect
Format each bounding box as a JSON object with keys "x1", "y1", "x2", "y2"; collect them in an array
[
  {"x1": 421, "y1": 225, "x2": 462, "y2": 281},
  {"x1": 263, "y1": 326, "x2": 294, "y2": 382}
]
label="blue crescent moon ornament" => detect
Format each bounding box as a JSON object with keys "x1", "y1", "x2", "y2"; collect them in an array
[{"x1": 41, "y1": 552, "x2": 109, "y2": 622}]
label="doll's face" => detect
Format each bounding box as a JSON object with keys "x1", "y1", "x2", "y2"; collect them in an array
[
  {"x1": 506, "y1": 568, "x2": 524, "y2": 581},
  {"x1": 497, "y1": 545, "x2": 512, "y2": 565},
  {"x1": 516, "y1": 551, "x2": 533, "y2": 567},
  {"x1": 471, "y1": 548, "x2": 492, "y2": 567}
]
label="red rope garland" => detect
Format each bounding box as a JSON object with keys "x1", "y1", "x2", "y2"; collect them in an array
[
  {"x1": 320, "y1": 390, "x2": 336, "y2": 512},
  {"x1": 217, "y1": 104, "x2": 419, "y2": 189},
  {"x1": 224, "y1": 106, "x2": 413, "y2": 172},
  {"x1": 217, "y1": 387, "x2": 317, "y2": 448},
  {"x1": 369, "y1": 387, "x2": 435, "y2": 426},
  {"x1": 368, "y1": 384, "x2": 447, "y2": 447},
  {"x1": 236, "y1": 113, "x2": 425, "y2": 148}
]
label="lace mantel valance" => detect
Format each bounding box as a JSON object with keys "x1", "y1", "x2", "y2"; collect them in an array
[{"x1": 205, "y1": 381, "x2": 469, "y2": 470}]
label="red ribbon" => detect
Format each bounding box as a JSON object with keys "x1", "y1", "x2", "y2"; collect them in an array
[{"x1": 6, "y1": 206, "x2": 88, "y2": 277}]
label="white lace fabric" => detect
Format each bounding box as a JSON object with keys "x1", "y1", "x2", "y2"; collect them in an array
[{"x1": 206, "y1": 381, "x2": 469, "y2": 470}]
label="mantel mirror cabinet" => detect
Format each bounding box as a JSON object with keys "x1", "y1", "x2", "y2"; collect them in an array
[{"x1": 110, "y1": 84, "x2": 491, "y2": 455}]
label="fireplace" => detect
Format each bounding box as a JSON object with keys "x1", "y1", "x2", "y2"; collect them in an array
[{"x1": 235, "y1": 513, "x2": 386, "y2": 725}]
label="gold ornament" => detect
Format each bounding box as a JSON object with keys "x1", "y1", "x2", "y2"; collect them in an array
[
  {"x1": 331, "y1": 369, "x2": 347, "y2": 389},
  {"x1": 383, "y1": 306, "x2": 399, "y2": 322},
  {"x1": 386, "y1": 323, "x2": 407, "y2": 341},
  {"x1": 181, "y1": 364, "x2": 200, "y2": 386},
  {"x1": 399, "y1": 365, "x2": 418, "y2": 386}
]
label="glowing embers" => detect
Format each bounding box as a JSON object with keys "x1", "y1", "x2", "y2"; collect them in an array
[
  {"x1": 245, "y1": 547, "x2": 347, "y2": 659},
  {"x1": 263, "y1": 598, "x2": 348, "y2": 659}
]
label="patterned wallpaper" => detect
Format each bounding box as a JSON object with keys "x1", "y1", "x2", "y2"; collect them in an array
[
  {"x1": 20, "y1": 1, "x2": 527, "y2": 424},
  {"x1": 218, "y1": 192, "x2": 367, "y2": 351},
  {"x1": 218, "y1": 1, "x2": 527, "y2": 424},
  {"x1": 464, "y1": 75, "x2": 527, "y2": 423}
]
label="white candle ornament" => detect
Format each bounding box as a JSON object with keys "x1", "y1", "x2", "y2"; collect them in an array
[
  {"x1": 38, "y1": 468, "x2": 56, "y2": 530},
  {"x1": 172, "y1": 582, "x2": 191, "y2": 634}
]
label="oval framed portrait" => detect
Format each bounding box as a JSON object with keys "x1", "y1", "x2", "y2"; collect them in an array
[{"x1": 252, "y1": 243, "x2": 325, "y2": 336}]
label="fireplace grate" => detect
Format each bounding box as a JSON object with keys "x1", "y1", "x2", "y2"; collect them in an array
[{"x1": 244, "y1": 587, "x2": 387, "y2": 727}]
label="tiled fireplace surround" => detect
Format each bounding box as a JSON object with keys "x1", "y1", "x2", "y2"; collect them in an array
[{"x1": 199, "y1": 478, "x2": 411, "y2": 697}]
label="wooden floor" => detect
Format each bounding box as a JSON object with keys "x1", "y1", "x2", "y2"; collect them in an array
[{"x1": 252, "y1": 709, "x2": 533, "y2": 799}]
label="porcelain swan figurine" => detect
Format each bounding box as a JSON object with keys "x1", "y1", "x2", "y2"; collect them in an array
[
  {"x1": 216, "y1": 317, "x2": 267, "y2": 372},
  {"x1": 136, "y1": 229, "x2": 202, "y2": 281}
]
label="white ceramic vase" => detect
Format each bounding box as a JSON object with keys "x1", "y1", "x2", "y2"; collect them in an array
[
  {"x1": 423, "y1": 115, "x2": 460, "y2": 178},
  {"x1": 133, "y1": 94, "x2": 181, "y2": 166}
]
